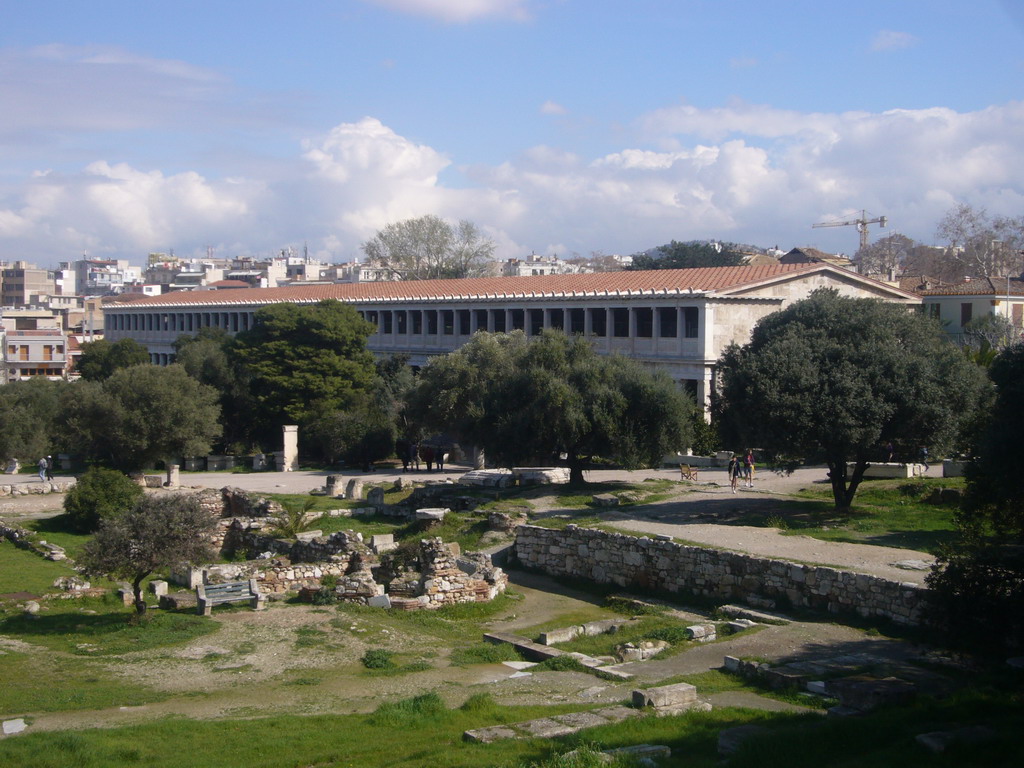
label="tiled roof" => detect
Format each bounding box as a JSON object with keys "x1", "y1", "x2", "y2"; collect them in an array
[
  {"x1": 106, "y1": 264, "x2": 831, "y2": 308},
  {"x1": 920, "y1": 277, "x2": 1024, "y2": 296}
]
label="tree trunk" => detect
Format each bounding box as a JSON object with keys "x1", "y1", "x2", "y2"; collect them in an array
[
  {"x1": 827, "y1": 458, "x2": 869, "y2": 509},
  {"x1": 132, "y1": 576, "x2": 148, "y2": 616},
  {"x1": 567, "y1": 455, "x2": 586, "y2": 486}
]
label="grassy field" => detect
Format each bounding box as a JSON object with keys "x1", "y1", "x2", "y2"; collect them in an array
[
  {"x1": 0, "y1": 684, "x2": 1019, "y2": 768},
  {"x1": 0, "y1": 540, "x2": 79, "y2": 594}
]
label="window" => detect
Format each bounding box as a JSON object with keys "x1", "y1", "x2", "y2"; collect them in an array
[
  {"x1": 510, "y1": 309, "x2": 525, "y2": 331},
  {"x1": 589, "y1": 308, "x2": 606, "y2": 337},
  {"x1": 612, "y1": 308, "x2": 629, "y2": 337},
  {"x1": 683, "y1": 307, "x2": 699, "y2": 338},
  {"x1": 960, "y1": 303, "x2": 973, "y2": 326},
  {"x1": 528, "y1": 309, "x2": 544, "y2": 335},
  {"x1": 635, "y1": 308, "x2": 653, "y2": 338},
  {"x1": 658, "y1": 308, "x2": 677, "y2": 338},
  {"x1": 411, "y1": 310, "x2": 422, "y2": 334},
  {"x1": 548, "y1": 309, "x2": 564, "y2": 331},
  {"x1": 492, "y1": 310, "x2": 506, "y2": 332},
  {"x1": 442, "y1": 310, "x2": 455, "y2": 335},
  {"x1": 381, "y1": 311, "x2": 393, "y2": 334},
  {"x1": 569, "y1": 308, "x2": 585, "y2": 334},
  {"x1": 396, "y1": 311, "x2": 407, "y2": 334},
  {"x1": 458, "y1": 310, "x2": 471, "y2": 335},
  {"x1": 925, "y1": 303, "x2": 940, "y2": 319}
]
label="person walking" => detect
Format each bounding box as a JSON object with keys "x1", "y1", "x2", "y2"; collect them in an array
[
  {"x1": 45, "y1": 455, "x2": 54, "y2": 480},
  {"x1": 744, "y1": 450, "x2": 755, "y2": 487},
  {"x1": 37, "y1": 456, "x2": 48, "y2": 482},
  {"x1": 728, "y1": 454, "x2": 740, "y2": 493}
]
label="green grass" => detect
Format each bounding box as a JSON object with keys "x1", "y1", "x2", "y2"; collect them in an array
[
  {"x1": 0, "y1": 595, "x2": 217, "y2": 655},
  {"x1": 0, "y1": 650, "x2": 168, "y2": 716},
  {"x1": 539, "y1": 616, "x2": 699, "y2": 659},
  {"x1": 0, "y1": 541, "x2": 80, "y2": 595},
  {"x1": 449, "y1": 642, "x2": 525, "y2": 666}
]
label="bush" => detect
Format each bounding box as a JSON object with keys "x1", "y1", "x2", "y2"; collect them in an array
[
  {"x1": 534, "y1": 655, "x2": 586, "y2": 672},
  {"x1": 63, "y1": 467, "x2": 144, "y2": 532},
  {"x1": 361, "y1": 648, "x2": 396, "y2": 669},
  {"x1": 643, "y1": 625, "x2": 691, "y2": 644},
  {"x1": 368, "y1": 692, "x2": 446, "y2": 726}
]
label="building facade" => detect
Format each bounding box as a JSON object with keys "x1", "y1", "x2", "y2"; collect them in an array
[
  {"x1": 920, "y1": 276, "x2": 1024, "y2": 342},
  {"x1": 104, "y1": 264, "x2": 920, "y2": 411}
]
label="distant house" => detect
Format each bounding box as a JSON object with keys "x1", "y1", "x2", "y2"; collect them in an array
[{"x1": 919, "y1": 276, "x2": 1024, "y2": 340}]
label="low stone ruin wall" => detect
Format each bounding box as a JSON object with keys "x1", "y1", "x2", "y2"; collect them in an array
[
  {"x1": 514, "y1": 525, "x2": 927, "y2": 627},
  {"x1": 0, "y1": 480, "x2": 76, "y2": 497}
]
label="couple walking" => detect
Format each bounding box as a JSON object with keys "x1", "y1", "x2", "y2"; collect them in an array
[{"x1": 728, "y1": 450, "x2": 754, "y2": 493}]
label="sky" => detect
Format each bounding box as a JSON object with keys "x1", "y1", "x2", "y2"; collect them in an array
[{"x1": 2, "y1": 0, "x2": 1024, "y2": 268}]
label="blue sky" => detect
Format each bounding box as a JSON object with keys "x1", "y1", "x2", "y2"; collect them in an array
[{"x1": 2, "y1": 0, "x2": 1023, "y2": 267}]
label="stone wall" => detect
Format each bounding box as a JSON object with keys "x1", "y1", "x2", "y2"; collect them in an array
[
  {"x1": 514, "y1": 525, "x2": 927, "y2": 627},
  {"x1": 0, "y1": 480, "x2": 75, "y2": 497}
]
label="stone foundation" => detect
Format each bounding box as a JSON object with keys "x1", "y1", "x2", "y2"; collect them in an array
[{"x1": 514, "y1": 524, "x2": 927, "y2": 627}]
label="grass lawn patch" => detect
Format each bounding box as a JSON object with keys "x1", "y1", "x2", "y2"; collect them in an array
[
  {"x1": 0, "y1": 541, "x2": 80, "y2": 595},
  {"x1": 0, "y1": 650, "x2": 167, "y2": 716},
  {"x1": 449, "y1": 641, "x2": 525, "y2": 666},
  {"x1": 0, "y1": 595, "x2": 217, "y2": 655}
]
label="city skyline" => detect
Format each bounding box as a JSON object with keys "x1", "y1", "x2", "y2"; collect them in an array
[{"x1": 2, "y1": 0, "x2": 1023, "y2": 267}]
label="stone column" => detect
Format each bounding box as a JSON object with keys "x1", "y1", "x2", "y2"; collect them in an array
[
  {"x1": 166, "y1": 464, "x2": 180, "y2": 488},
  {"x1": 282, "y1": 425, "x2": 299, "y2": 472}
]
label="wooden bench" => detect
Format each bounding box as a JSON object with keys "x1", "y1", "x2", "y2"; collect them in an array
[
  {"x1": 679, "y1": 464, "x2": 698, "y2": 481},
  {"x1": 196, "y1": 579, "x2": 266, "y2": 616}
]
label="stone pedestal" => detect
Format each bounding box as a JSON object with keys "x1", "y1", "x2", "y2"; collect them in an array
[
  {"x1": 166, "y1": 464, "x2": 180, "y2": 488},
  {"x1": 326, "y1": 475, "x2": 342, "y2": 497},
  {"x1": 282, "y1": 425, "x2": 299, "y2": 472}
]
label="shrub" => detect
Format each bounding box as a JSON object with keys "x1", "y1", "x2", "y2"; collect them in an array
[
  {"x1": 63, "y1": 467, "x2": 144, "y2": 531},
  {"x1": 361, "y1": 648, "x2": 396, "y2": 670},
  {"x1": 534, "y1": 655, "x2": 586, "y2": 672},
  {"x1": 368, "y1": 692, "x2": 446, "y2": 726},
  {"x1": 643, "y1": 625, "x2": 691, "y2": 644}
]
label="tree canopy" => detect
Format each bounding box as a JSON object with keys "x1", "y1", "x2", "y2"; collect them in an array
[
  {"x1": 58, "y1": 364, "x2": 222, "y2": 471},
  {"x1": 629, "y1": 241, "x2": 745, "y2": 271},
  {"x1": 0, "y1": 378, "x2": 64, "y2": 465},
  {"x1": 63, "y1": 466, "x2": 144, "y2": 532},
  {"x1": 230, "y1": 300, "x2": 377, "y2": 444},
  {"x1": 406, "y1": 331, "x2": 695, "y2": 483},
  {"x1": 716, "y1": 289, "x2": 990, "y2": 508},
  {"x1": 927, "y1": 343, "x2": 1024, "y2": 654},
  {"x1": 76, "y1": 338, "x2": 150, "y2": 381},
  {"x1": 80, "y1": 494, "x2": 216, "y2": 615},
  {"x1": 361, "y1": 215, "x2": 497, "y2": 280}
]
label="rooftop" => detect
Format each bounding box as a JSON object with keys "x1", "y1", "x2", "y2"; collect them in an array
[{"x1": 106, "y1": 263, "x2": 854, "y2": 308}]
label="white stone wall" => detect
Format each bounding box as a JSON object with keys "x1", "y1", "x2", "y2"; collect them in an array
[{"x1": 514, "y1": 525, "x2": 926, "y2": 627}]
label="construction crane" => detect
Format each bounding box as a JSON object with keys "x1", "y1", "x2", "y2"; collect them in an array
[{"x1": 812, "y1": 210, "x2": 888, "y2": 251}]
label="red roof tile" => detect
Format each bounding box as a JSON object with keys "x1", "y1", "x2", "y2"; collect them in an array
[
  {"x1": 920, "y1": 277, "x2": 1024, "y2": 296},
  {"x1": 107, "y1": 264, "x2": 826, "y2": 308}
]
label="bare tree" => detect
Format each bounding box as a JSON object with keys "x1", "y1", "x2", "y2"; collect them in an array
[
  {"x1": 855, "y1": 233, "x2": 916, "y2": 277},
  {"x1": 80, "y1": 494, "x2": 216, "y2": 616},
  {"x1": 936, "y1": 203, "x2": 1024, "y2": 278},
  {"x1": 361, "y1": 215, "x2": 496, "y2": 280}
]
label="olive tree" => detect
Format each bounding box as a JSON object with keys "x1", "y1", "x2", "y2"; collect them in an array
[
  {"x1": 80, "y1": 494, "x2": 216, "y2": 616},
  {"x1": 716, "y1": 289, "x2": 990, "y2": 509},
  {"x1": 406, "y1": 331, "x2": 695, "y2": 484}
]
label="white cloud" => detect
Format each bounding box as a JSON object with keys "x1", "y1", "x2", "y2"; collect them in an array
[
  {"x1": 3, "y1": 102, "x2": 1024, "y2": 265},
  {"x1": 540, "y1": 100, "x2": 568, "y2": 115},
  {"x1": 871, "y1": 29, "x2": 918, "y2": 51},
  {"x1": 360, "y1": 0, "x2": 532, "y2": 23}
]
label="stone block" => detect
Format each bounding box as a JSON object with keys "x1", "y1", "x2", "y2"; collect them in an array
[
  {"x1": 370, "y1": 533, "x2": 396, "y2": 553},
  {"x1": 2, "y1": 718, "x2": 27, "y2": 736},
  {"x1": 828, "y1": 675, "x2": 916, "y2": 712},
  {"x1": 518, "y1": 718, "x2": 575, "y2": 739},
  {"x1": 148, "y1": 580, "x2": 168, "y2": 597},
  {"x1": 345, "y1": 479, "x2": 364, "y2": 500},
  {"x1": 295, "y1": 530, "x2": 323, "y2": 542},
  {"x1": 632, "y1": 682, "x2": 697, "y2": 710},
  {"x1": 463, "y1": 726, "x2": 517, "y2": 743},
  {"x1": 915, "y1": 726, "x2": 996, "y2": 754},
  {"x1": 367, "y1": 595, "x2": 392, "y2": 609},
  {"x1": 539, "y1": 626, "x2": 581, "y2": 645},
  {"x1": 592, "y1": 493, "x2": 619, "y2": 507}
]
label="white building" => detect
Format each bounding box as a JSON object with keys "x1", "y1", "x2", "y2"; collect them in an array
[
  {"x1": 920, "y1": 276, "x2": 1024, "y2": 342},
  {"x1": 103, "y1": 264, "x2": 920, "y2": 412}
]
